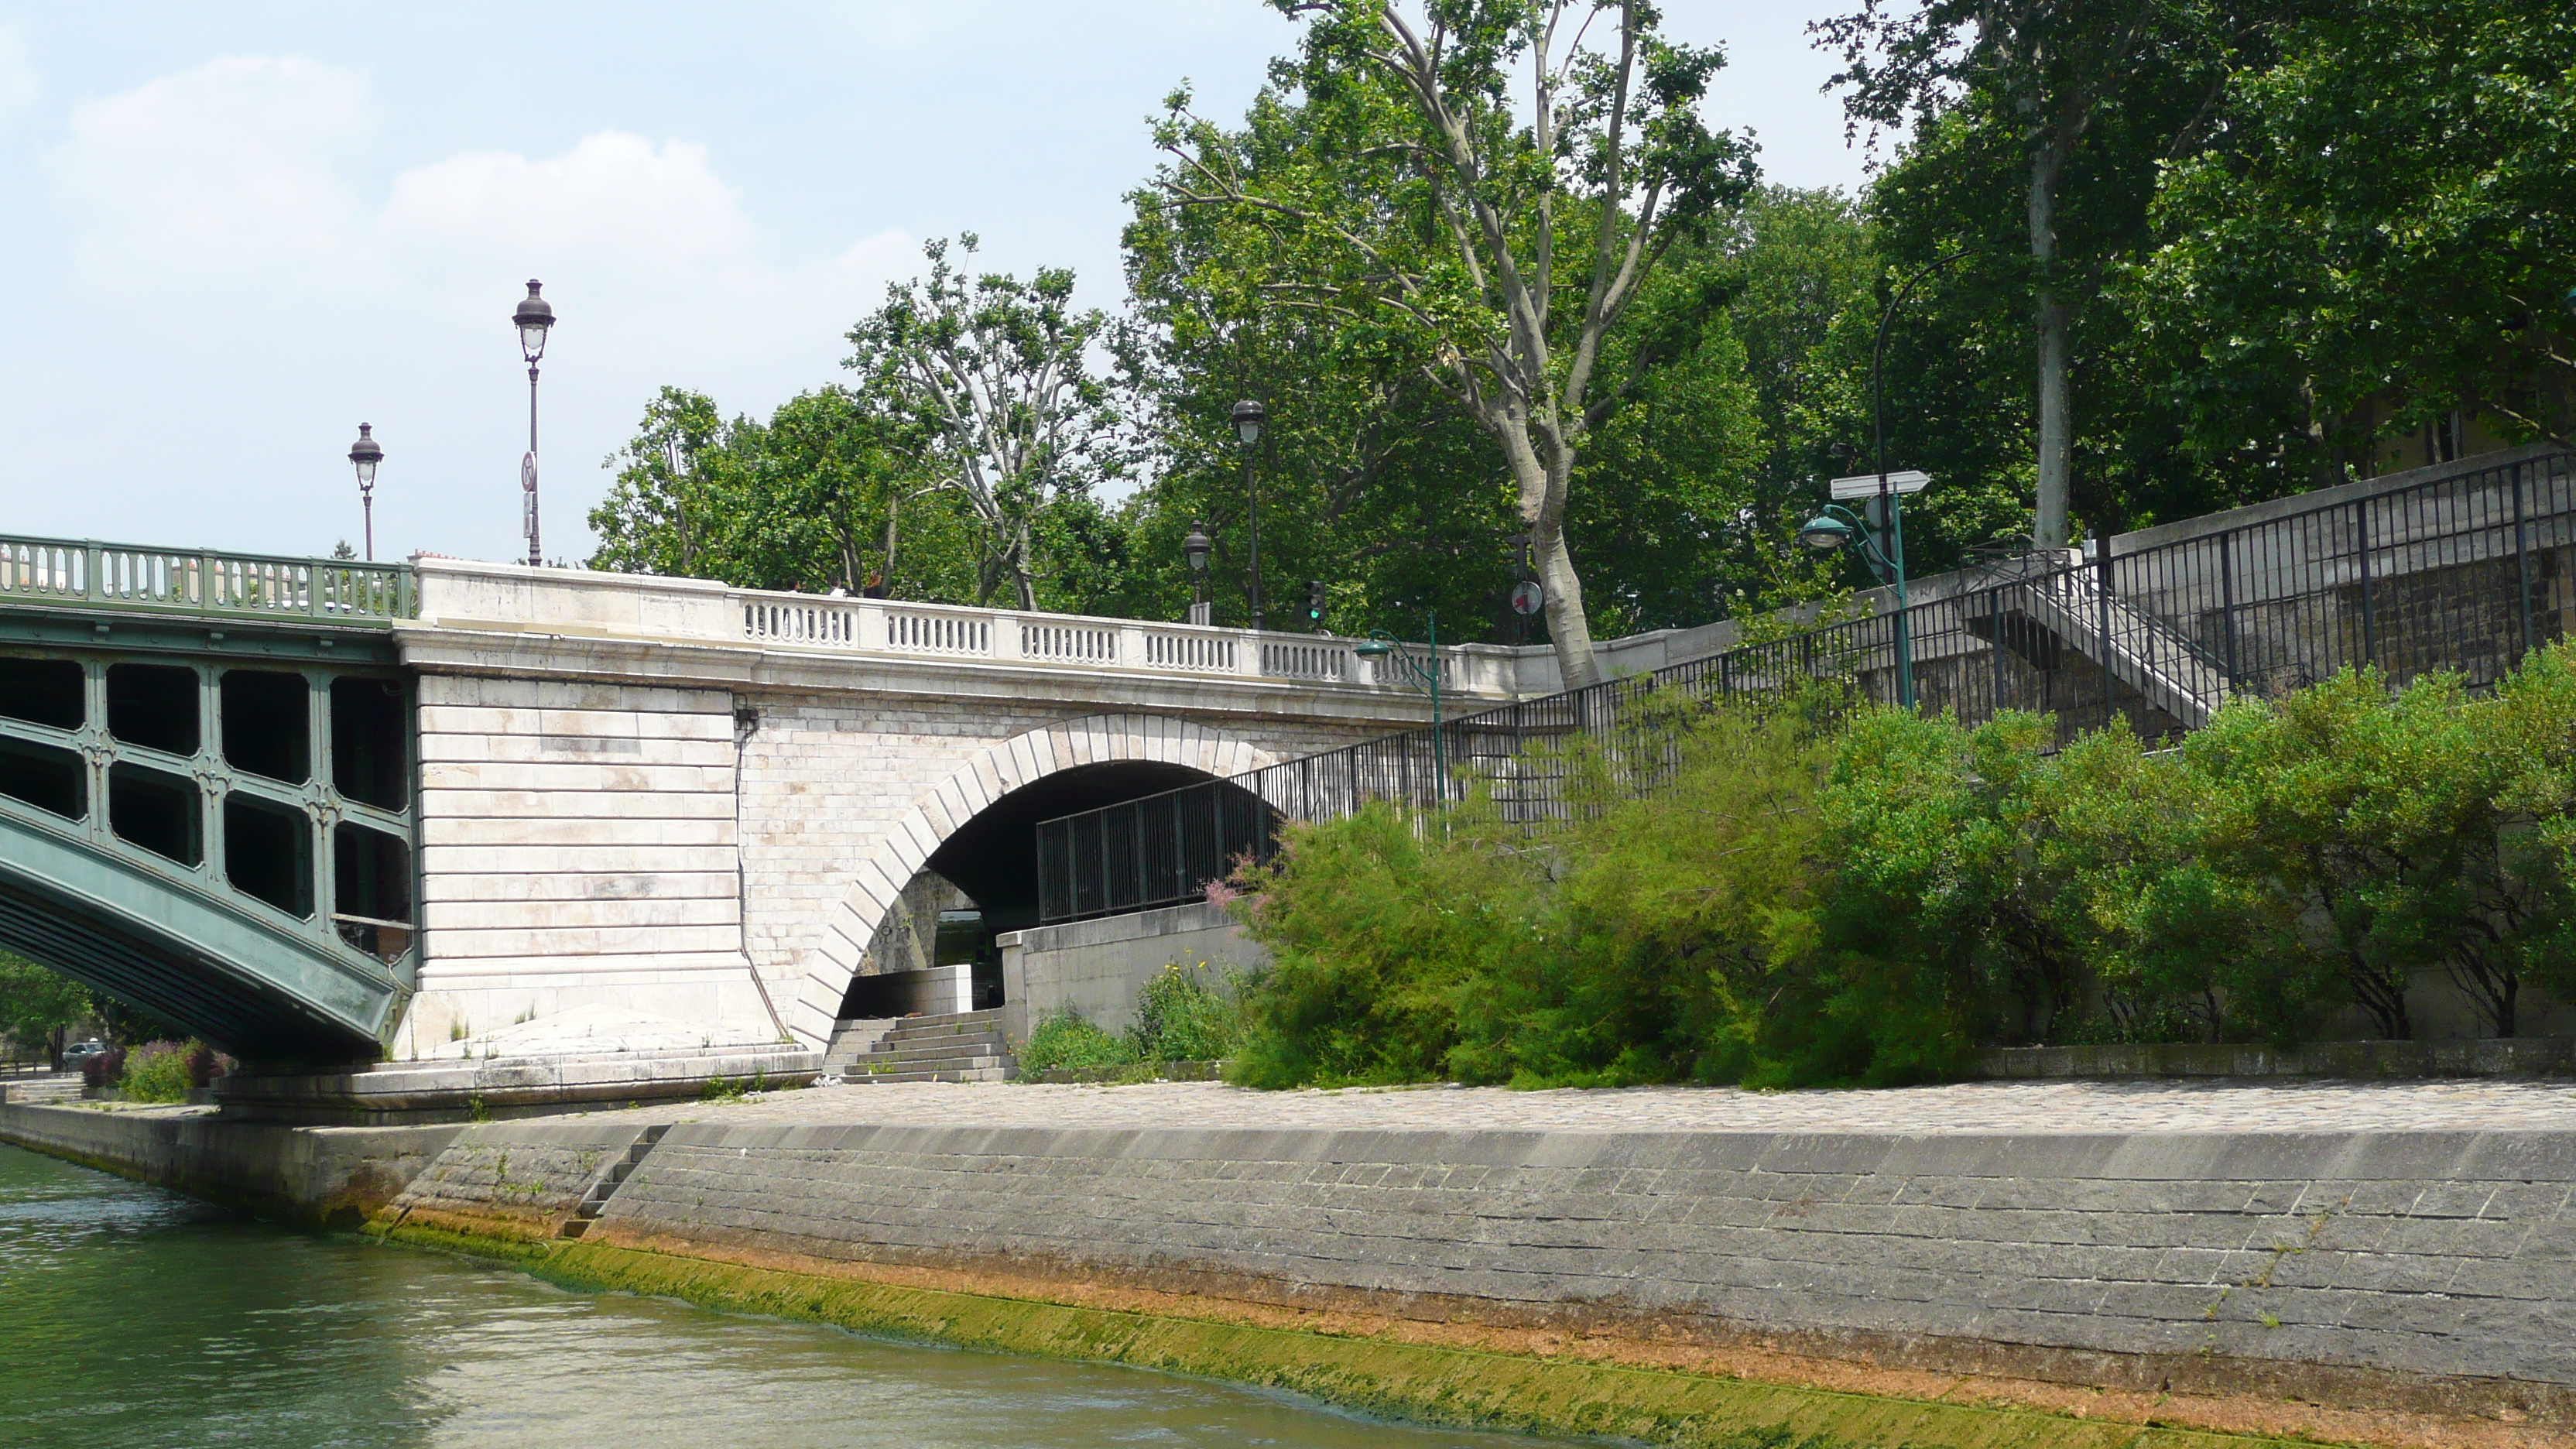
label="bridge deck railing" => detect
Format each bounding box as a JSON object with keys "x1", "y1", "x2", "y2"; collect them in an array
[
  {"x1": 731, "y1": 587, "x2": 1527, "y2": 697},
  {"x1": 0, "y1": 536, "x2": 416, "y2": 625},
  {"x1": 408, "y1": 554, "x2": 1536, "y2": 697}
]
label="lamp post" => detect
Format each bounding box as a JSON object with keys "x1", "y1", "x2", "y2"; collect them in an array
[
  {"x1": 512, "y1": 280, "x2": 555, "y2": 567},
  {"x1": 1863, "y1": 252, "x2": 1960, "y2": 583},
  {"x1": 1796, "y1": 250, "x2": 1965, "y2": 712},
  {"x1": 347, "y1": 423, "x2": 383, "y2": 561},
  {"x1": 1183, "y1": 522, "x2": 1212, "y2": 625},
  {"x1": 1797, "y1": 504, "x2": 1913, "y2": 709},
  {"x1": 1231, "y1": 399, "x2": 1265, "y2": 632},
  {"x1": 1354, "y1": 612, "x2": 1446, "y2": 802}
]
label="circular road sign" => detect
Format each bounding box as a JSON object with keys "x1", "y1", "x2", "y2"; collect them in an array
[{"x1": 1509, "y1": 580, "x2": 1544, "y2": 616}]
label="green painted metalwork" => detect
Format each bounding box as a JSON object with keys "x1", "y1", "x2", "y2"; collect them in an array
[
  {"x1": 0, "y1": 634, "x2": 416, "y2": 1060},
  {"x1": 0, "y1": 534, "x2": 416, "y2": 625}
]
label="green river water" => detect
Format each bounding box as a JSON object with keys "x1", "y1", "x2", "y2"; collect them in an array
[{"x1": 0, "y1": 1142, "x2": 1555, "y2": 1449}]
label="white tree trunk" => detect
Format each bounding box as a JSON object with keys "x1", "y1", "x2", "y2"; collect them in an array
[{"x1": 1495, "y1": 419, "x2": 1601, "y2": 687}]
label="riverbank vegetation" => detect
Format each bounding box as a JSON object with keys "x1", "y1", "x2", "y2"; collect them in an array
[
  {"x1": 1018, "y1": 964, "x2": 1245, "y2": 1076},
  {"x1": 1227, "y1": 646, "x2": 2576, "y2": 1091}
]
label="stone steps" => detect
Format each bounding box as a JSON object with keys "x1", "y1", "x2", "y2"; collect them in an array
[
  {"x1": 559, "y1": 1123, "x2": 670, "y2": 1240},
  {"x1": 1, "y1": 1075, "x2": 84, "y2": 1105},
  {"x1": 844, "y1": 1057, "x2": 1004, "y2": 1077},
  {"x1": 826, "y1": 1009, "x2": 1016, "y2": 1084}
]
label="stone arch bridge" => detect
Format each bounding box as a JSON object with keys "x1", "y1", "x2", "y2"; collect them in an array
[{"x1": 0, "y1": 538, "x2": 1713, "y2": 1062}]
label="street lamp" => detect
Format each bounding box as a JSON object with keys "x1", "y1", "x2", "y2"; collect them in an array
[
  {"x1": 1183, "y1": 522, "x2": 1212, "y2": 625},
  {"x1": 1354, "y1": 611, "x2": 1447, "y2": 801},
  {"x1": 347, "y1": 423, "x2": 383, "y2": 561},
  {"x1": 512, "y1": 279, "x2": 556, "y2": 567},
  {"x1": 1231, "y1": 399, "x2": 1265, "y2": 632},
  {"x1": 1797, "y1": 249, "x2": 1967, "y2": 711},
  {"x1": 1798, "y1": 501, "x2": 1915, "y2": 709}
]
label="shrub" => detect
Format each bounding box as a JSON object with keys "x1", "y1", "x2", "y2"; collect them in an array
[
  {"x1": 1217, "y1": 646, "x2": 2576, "y2": 1091},
  {"x1": 1231, "y1": 696, "x2": 1834, "y2": 1089},
  {"x1": 1464, "y1": 694, "x2": 1832, "y2": 1088},
  {"x1": 119, "y1": 1040, "x2": 200, "y2": 1103},
  {"x1": 1228, "y1": 796, "x2": 1547, "y2": 1088},
  {"x1": 1127, "y1": 964, "x2": 1241, "y2": 1062},
  {"x1": 2191, "y1": 658, "x2": 2576, "y2": 1040},
  {"x1": 79, "y1": 1045, "x2": 125, "y2": 1090},
  {"x1": 1018, "y1": 1012, "x2": 1138, "y2": 1074}
]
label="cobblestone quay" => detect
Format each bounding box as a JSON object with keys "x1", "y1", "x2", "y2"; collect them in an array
[{"x1": 376, "y1": 1079, "x2": 2576, "y2": 1444}]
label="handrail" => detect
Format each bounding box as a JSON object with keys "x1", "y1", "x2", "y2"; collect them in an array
[{"x1": 0, "y1": 534, "x2": 417, "y2": 624}]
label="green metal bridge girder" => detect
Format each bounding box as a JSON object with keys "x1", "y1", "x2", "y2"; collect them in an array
[
  {"x1": 0, "y1": 809, "x2": 405, "y2": 1060},
  {"x1": 0, "y1": 536, "x2": 420, "y2": 1062}
]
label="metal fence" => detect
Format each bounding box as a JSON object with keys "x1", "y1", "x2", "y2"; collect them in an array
[{"x1": 1036, "y1": 449, "x2": 2574, "y2": 924}]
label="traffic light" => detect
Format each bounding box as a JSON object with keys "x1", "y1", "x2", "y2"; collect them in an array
[{"x1": 1304, "y1": 580, "x2": 1328, "y2": 629}]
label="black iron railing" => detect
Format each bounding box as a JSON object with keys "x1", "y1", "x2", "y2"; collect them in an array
[{"x1": 1036, "y1": 448, "x2": 2576, "y2": 924}]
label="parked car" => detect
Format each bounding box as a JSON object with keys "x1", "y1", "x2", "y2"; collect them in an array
[{"x1": 59, "y1": 1039, "x2": 108, "y2": 1070}]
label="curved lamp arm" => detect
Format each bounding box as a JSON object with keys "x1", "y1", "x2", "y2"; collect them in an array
[
  {"x1": 1354, "y1": 630, "x2": 1439, "y2": 692},
  {"x1": 1801, "y1": 504, "x2": 1900, "y2": 585}
]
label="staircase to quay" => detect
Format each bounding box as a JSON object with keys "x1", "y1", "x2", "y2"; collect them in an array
[
  {"x1": 824, "y1": 1010, "x2": 1016, "y2": 1084},
  {"x1": 559, "y1": 1123, "x2": 670, "y2": 1239}
]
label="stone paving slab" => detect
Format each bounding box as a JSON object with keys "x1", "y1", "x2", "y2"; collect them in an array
[{"x1": 678, "y1": 1075, "x2": 2576, "y2": 1135}]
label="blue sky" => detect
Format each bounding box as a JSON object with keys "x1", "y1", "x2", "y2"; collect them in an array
[{"x1": 0, "y1": 3, "x2": 1871, "y2": 565}]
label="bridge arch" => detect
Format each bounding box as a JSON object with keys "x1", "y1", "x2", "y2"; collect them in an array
[{"x1": 783, "y1": 714, "x2": 1277, "y2": 1046}]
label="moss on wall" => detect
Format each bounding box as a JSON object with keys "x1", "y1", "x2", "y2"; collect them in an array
[{"x1": 372, "y1": 1221, "x2": 2317, "y2": 1449}]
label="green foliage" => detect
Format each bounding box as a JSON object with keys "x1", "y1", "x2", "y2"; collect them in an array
[
  {"x1": 1228, "y1": 647, "x2": 2576, "y2": 1091},
  {"x1": 844, "y1": 235, "x2": 1131, "y2": 610},
  {"x1": 588, "y1": 384, "x2": 986, "y2": 601},
  {"x1": 118, "y1": 1040, "x2": 207, "y2": 1104},
  {"x1": 1228, "y1": 798, "x2": 1543, "y2": 1089},
  {"x1": 1124, "y1": 71, "x2": 1770, "y2": 643},
  {"x1": 1125, "y1": 964, "x2": 1242, "y2": 1063},
  {"x1": 0, "y1": 951, "x2": 89, "y2": 1070},
  {"x1": 1232, "y1": 699, "x2": 1833, "y2": 1090},
  {"x1": 1146, "y1": 2, "x2": 1756, "y2": 681},
  {"x1": 2188, "y1": 660, "x2": 2576, "y2": 1040},
  {"x1": 1826, "y1": 0, "x2": 2574, "y2": 545},
  {"x1": 2134, "y1": 0, "x2": 2576, "y2": 464},
  {"x1": 1019, "y1": 1013, "x2": 1141, "y2": 1074}
]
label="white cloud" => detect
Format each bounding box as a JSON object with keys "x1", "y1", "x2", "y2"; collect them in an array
[
  {"x1": 48, "y1": 55, "x2": 371, "y2": 283},
  {"x1": 46, "y1": 57, "x2": 910, "y2": 330},
  {"x1": 20, "y1": 53, "x2": 936, "y2": 563},
  {"x1": 384, "y1": 132, "x2": 752, "y2": 279},
  {"x1": 0, "y1": 22, "x2": 36, "y2": 129}
]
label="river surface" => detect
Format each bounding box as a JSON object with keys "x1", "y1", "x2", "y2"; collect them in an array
[{"x1": 0, "y1": 1143, "x2": 1551, "y2": 1449}]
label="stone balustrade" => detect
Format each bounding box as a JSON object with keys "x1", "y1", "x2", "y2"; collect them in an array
[{"x1": 406, "y1": 555, "x2": 1614, "y2": 701}]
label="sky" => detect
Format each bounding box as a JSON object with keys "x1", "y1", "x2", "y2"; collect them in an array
[{"x1": 0, "y1": 3, "x2": 1873, "y2": 567}]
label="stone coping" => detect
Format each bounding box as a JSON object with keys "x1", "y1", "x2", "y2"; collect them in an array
[
  {"x1": 211, "y1": 1044, "x2": 820, "y2": 1125},
  {"x1": 1980, "y1": 1037, "x2": 2574, "y2": 1081}
]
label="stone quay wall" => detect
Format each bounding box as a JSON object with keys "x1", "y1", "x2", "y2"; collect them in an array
[
  {"x1": 388, "y1": 1118, "x2": 653, "y2": 1231},
  {"x1": 372, "y1": 1118, "x2": 2576, "y2": 1425},
  {"x1": 0, "y1": 1101, "x2": 460, "y2": 1227}
]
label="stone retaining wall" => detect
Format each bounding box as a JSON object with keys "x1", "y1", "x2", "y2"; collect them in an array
[
  {"x1": 0, "y1": 1101, "x2": 459, "y2": 1225},
  {"x1": 389, "y1": 1118, "x2": 651, "y2": 1231},
  {"x1": 996, "y1": 901, "x2": 1266, "y2": 1043},
  {"x1": 489, "y1": 1121, "x2": 2576, "y2": 1424}
]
